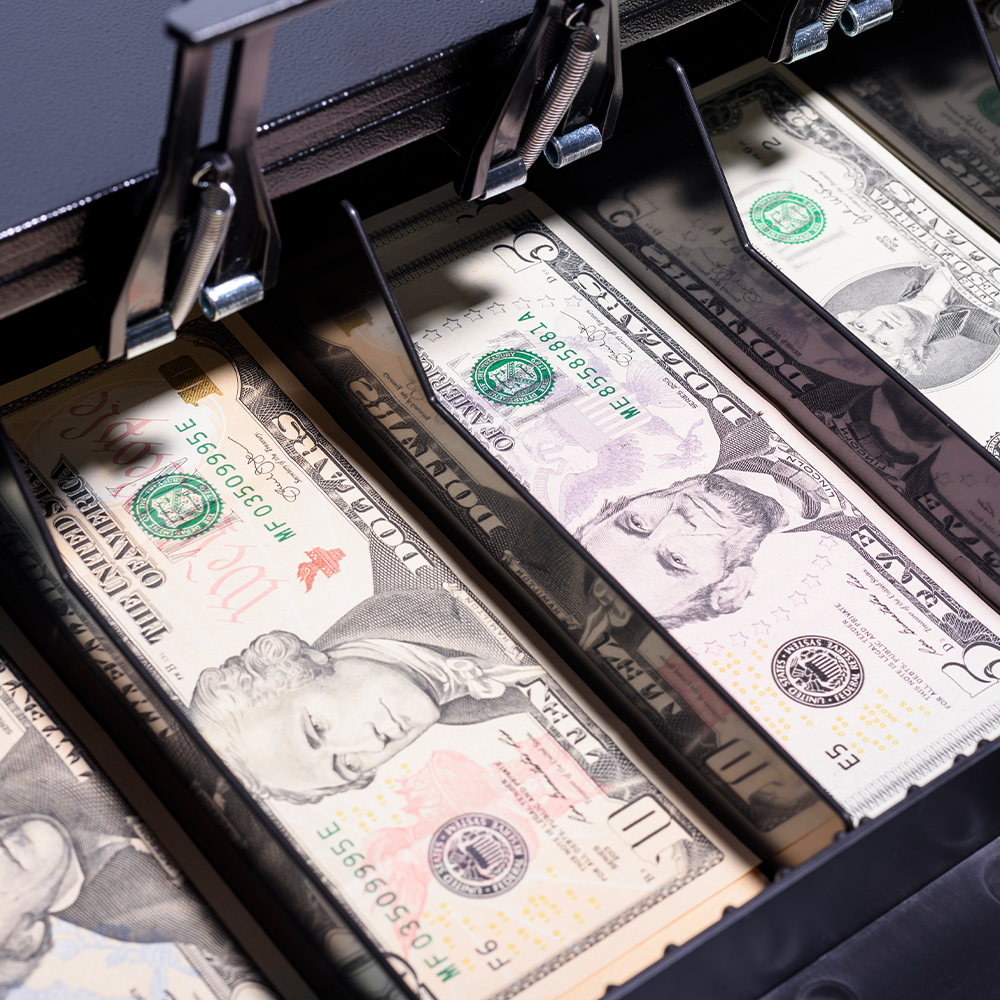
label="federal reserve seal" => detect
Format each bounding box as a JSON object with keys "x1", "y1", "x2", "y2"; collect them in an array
[
  {"x1": 131, "y1": 473, "x2": 223, "y2": 540},
  {"x1": 749, "y1": 191, "x2": 826, "y2": 244},
  {"x1": 470, "y1": 349, "x2": 555, "y2": 407},
  {"x1": 772, "y1": 636, "x2": 864, "y2": 707},
  {"x1": 428, "y1": 813, "x2": 528, "y2": 897},
  {"x1": 986, "y1": 430, "x2": 1000, "y2": 461}
]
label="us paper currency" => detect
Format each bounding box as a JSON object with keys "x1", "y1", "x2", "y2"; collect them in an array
[
  {"x1": 277, "y1": 203, "x2": 845, "y2": 863},
  {"x1": 286, "y1": 186, "x2": 1000, "y2": 825},
  {"x1": 0, "y1": 321, "x2": 762, "y2": 1000},
  {"x1": 820, "y1": 0, "x2": 1000, "y2": 240},
  {"x1": 0, "y1": 506, "x2": 385, "y2": 1000},
  {"x1": 560, "y1": 58, "x2": 1000, "y2": 610},
  {"x1": 699, "y1": 61, "x2": 1000, "y2": 454},
  {"x1": 0, "y1": 621, "x2": 276, "y2": 1000}
]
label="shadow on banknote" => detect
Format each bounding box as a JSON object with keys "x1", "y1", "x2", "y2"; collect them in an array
[{"x1": 548, "y1": 56, "x2": 1000, "y2": 613}]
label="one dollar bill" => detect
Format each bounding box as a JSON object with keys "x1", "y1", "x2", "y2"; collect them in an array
[
  {"x1": 0, "y1": 320, "x2": 761, "y2": 1000},
  {"x1": 279, "y1": 186, "x2": 1000, "y2": 825},
  {"x1": 697, "y1": 60, "x2": 1000, "y2": 456}
]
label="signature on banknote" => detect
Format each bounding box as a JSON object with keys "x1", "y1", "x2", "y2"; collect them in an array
[{"x1": 228, "y1": 436, "x2": 302, "y2": 502}]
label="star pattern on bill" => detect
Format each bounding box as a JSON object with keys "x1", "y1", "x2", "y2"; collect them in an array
[
  {"x1": 564, "y1": 295, "x2": 583, "y2": 308},
  {"x1": 728, "y1": 631, "x2": 750, "y2": 647},
  {"x1": 537, "y1": 295, "x2": 556, "y2": 308},
  {"x1": 511, "y1": 298, "x2": 530, "y2": 309},
  {"x1": 752, "y1": 619, "x2": 771, "y2": 636},
  {"x1": 802, "y1": 574, "x2": 821, "y2": 590},
  {"x1": 812, "y1": 554, "x2": 832, "y2": 569},
  {"x1": 933, "y1": 471, "x2": 953, "y2": 486},
  {"x1": 770, "y1": 606, "x2": 791, "y2": 622},
  {"x1": 961, "y1": 473, "x2": 979, "y2": 486},
  {"x1": 422, "y1": 329, "x2": 441, "y2": 342},
  {"x1": 790, "y1": 591, "x2": 808, "y2": 606},
  {"x1": 703, "y1": 639, "x2": 725, "y2": 656},
  {"x1": 488, "y1": 301, "x2": 506, "y2": 315},
  {"x1": 464, "y1": 308, "x2": 483, "y2": 322},
  {"x1": 442, "y1": 317, "x2": 462, "y2": 331},
  {"x1": 818, "y1": 534, "x2": 838, "y2": 550}
]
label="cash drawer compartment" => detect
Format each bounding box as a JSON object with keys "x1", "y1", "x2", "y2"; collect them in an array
[{"x1": 3, "y1": 1, "x2": 1000, "y2": 997}]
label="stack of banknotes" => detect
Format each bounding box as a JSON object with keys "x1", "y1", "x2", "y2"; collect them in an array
[
  {"x1": 268, "y1": 67, "x2": 1000, "y2": 830},
  {"x1": 687, "y1": 60, "x2": 1000, "y2": 456},
  {"x1": 2, "y1": 49, "x2": 1000, "y2": 1000},
  {"x1": 563, "y1": 58, "x2": 1000, "y2": 603},
  {"x1": 0, "y1": 613, "x2": 279, "y2": 1000},
  {"x1": 0, "y1": 317, "x2": 764, "y2": 1000},
  {"x1": 819, "y1": 0, "x2": 1000, "y2": 243}
]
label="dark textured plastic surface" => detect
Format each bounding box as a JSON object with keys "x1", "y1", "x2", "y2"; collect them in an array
[
  {"x1": 0, "y1": 0, "x2": 743, "y2": 323},
  {"x1": 760, "y1": 831, "x2": 1000, "y2": 1000},
  {"x1": 0, "y1": 0, "x2": 531, "y2": 234},
  {"x1": 0, "y1": 0, "x2": 747, "y2": 234},
  {"x1": 606, "y1": 738, "x2": 1000, "y2": 1000}
]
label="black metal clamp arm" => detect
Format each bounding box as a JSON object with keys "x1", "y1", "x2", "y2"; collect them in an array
[
  {"x1": 107, "y1": 0, "x2": 337, "y2": 360},
  {"x1": 457, "y1": 0, "x2": 622, "y2": 202}
]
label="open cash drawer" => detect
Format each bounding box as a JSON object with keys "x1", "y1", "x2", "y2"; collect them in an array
[{"x1": 3, "y1": 0, "x2": 1000, "y2": 998}]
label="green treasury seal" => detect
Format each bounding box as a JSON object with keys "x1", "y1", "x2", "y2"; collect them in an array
[
  {"x1": 470, "y1": 349, "x2": 555, "y2": 407},
  {"x1": 977, "y1": 85, "x2": 1000, "y2": 128},
  {"x1": 749, "y1": 191, "x2": 826, "y2": 244},
  {"x1": 131, "y1": 473, "x2": 223, "y2": 540}
]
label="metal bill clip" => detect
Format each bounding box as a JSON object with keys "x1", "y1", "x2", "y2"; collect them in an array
[
  {"x1": 457, "y1": 0, "x2": 622, "y2": 201},
  {"x1": 106, "y1": 0, "x2": 338, "y2": 360},
  {"x1": 773, "y1": 0, "x2": 896, "y2": 63}
]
